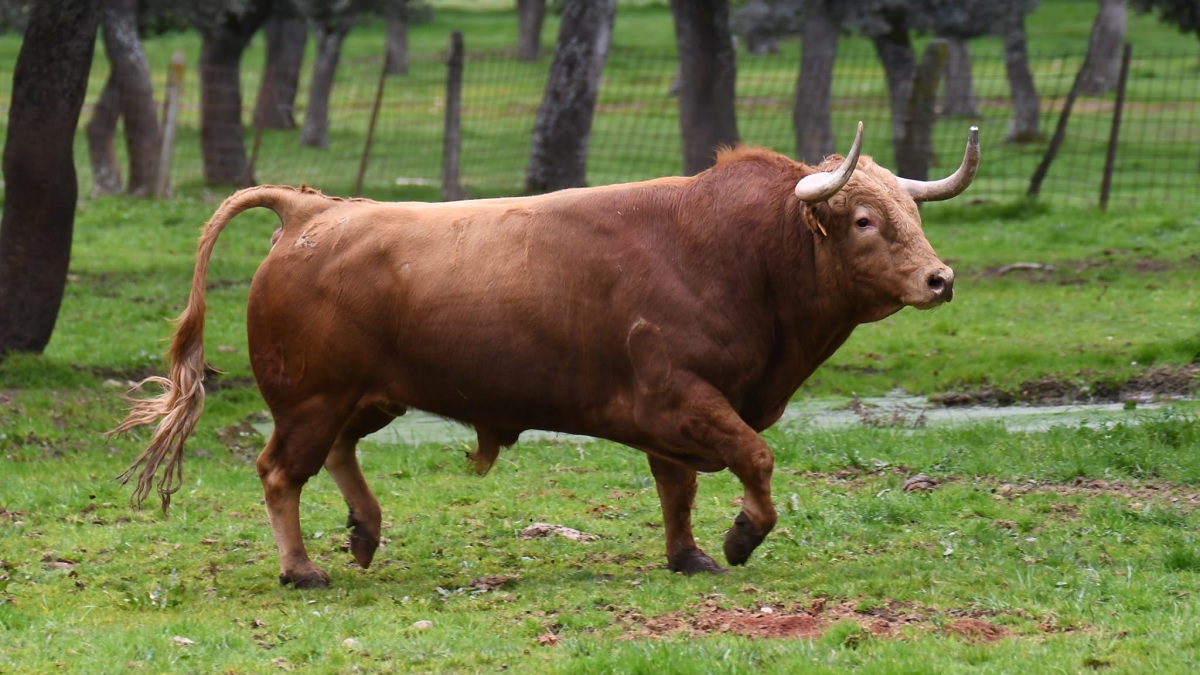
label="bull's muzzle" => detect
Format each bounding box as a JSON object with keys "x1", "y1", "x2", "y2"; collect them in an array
[{"x1": 926, "y1": 267, "x2": 955, "y2": 303}]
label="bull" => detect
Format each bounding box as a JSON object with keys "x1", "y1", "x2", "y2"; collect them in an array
[{"x1": 113, "y1": 123, "x2": 979, "y2": 588}]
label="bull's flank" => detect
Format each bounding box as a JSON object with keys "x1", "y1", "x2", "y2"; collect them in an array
[{"x1": 113, "y1": 123, "x2": 979, "y2": 588}]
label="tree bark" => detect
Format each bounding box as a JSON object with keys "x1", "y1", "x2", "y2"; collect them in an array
[
  {"x1": 941, "y1": 37, "x2": 979, "y2": 117},
  {"x1": 197, "y1": 4, "x2": 270, "y2": 186},
  {"x1": 0, "y1": 0, "x2": 99, "y2": 358},
  {"x1": 895, "y1": 39, "x2": 948, "y2": 180},
  {"x1": 1078, "y1": 0, "x2": 1127, "y2": 95},
  {"x1": 301, "y1": 22, "x2": 352, "y2": 149},
  {"x1": 385, "y1": 1, "x2": 410, "y2": 75},
  {"x1": 517, "y1": 0, "x2": 546, "y2": 62},
  {"x1": 86, "y1": 0, "x2": 160, "y2": 196},
  {"x1": 524, "y1": 0, "x2": 616, "y2": 193},
  {"x1": 86, "y1": 78, "x2": 122, "y2": 195},
  {"x1": 254, "y1": 13, "x2": 307, "y2": 129},
  {"x1": 794, "y1": 0, "x2": 838, "y2": 165},
  {"x1": 670, "y1": 0, "x2": 739, "y2": 175},
  {"x1": 1003, "y1": 15, "x2": 1043, "y2": 143},
  {"x1": 871, "y1": 11, "x2": 916, "y2": 163}
]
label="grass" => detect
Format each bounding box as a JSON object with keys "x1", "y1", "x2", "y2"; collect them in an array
[{"x1": 2, "y1": 2, "x2": 1200, "y2": 672}]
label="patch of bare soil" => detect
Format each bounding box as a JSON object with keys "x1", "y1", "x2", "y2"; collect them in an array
[
  {"x1": 611, "y1": 597, "x2": 1016, "y2": 642},
  {"x1": 931, "y1": 365, "x2": 1199, "y2": 407},
  {"x1": 982, "y1": 476, "x2": 1200, "y2": 509},
  {"x1": 978, "y1": 254, "x2": 1200, "y2": 285}
]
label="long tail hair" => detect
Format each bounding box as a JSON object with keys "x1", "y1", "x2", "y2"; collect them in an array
[{"x1": 108, "y1": 184, "x2": 340, "y2": 514}]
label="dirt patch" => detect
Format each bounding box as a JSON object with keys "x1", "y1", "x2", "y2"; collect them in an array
[
  {"x1": 983, "y1": 476, "x2": 1200, "y2": 509},
  {"x1": 977, "y1": 255, "x2": 1200, "y2": 285},
  {"x1": 931, "y1": 365, "x2": 1199, "y2": 407},
  {"x1": 89, "y1": 364, "x2": 257, "y2": 393},
  {"x1": 612, "y1": 597, "x2": 1014, "y2": 642}
]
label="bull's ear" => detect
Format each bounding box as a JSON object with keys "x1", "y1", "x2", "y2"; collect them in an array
[{"x1": 802, "y1": 202, "x2": 830, "y2": 237}]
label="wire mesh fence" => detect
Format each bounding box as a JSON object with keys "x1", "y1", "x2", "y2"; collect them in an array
[{"x1": 2, "y1": 41, "x2": 1199, "y2": 208}]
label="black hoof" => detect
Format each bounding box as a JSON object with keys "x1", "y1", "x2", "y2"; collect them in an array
[
  {"x1": 279, "y1": 567, "x2": 332, "y2": 589},
  {"x1": 667, "y1": 548, "x2": 728, "y2": 575},
  {"x1": 723, "y1": 511, "x2": 768, "y2": 567}
]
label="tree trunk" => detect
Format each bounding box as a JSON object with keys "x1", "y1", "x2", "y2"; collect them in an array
[
  {"x1": 254, "y1": 13, "x2": 307, "y2": 129},
  {"x1": 301, "y1": 22, "x2": 352, "y2": 149},
  {"x1": 941, "y1": 37, "x2": 979, "y2": 117},
  {"x1": 871, "y1": 12, "x2": 916, "y2": 163},
  {"x1": 1003, "y1": 15, "x2": 1043, "y2": 143},
  {"x1": 86, "y1": 77, "x2": 122, "y2": 195},
  {"x1": 197, "y1": 6, "x2": 269, "y2": 186},
  {"x1": 0, "y1": 0, "x2": 98, "y2": 358},
  {"x1": 524, "y1": 0, "x2": 616, "y2": 193},
  {"x1": 385, "y1": 3, "x2": 409, "y2": 75},
  {"x1": 895, "y1": 39, "x2": 948, "y2": 181},
  {"x1": 1078, "y1": 0, "x2": 1126, "y2": 95},
  {"x1": 794, "y1": 0, "x2": 839, "y2": 165},
  {"x1": 517, "y1": 0, "x2": 546, "y2": 62},
  {"x1": 670, "y1": 0, "x2": 739, "y2": 175}
]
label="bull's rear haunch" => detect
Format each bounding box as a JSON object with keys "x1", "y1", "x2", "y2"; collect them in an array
[{"x1": 113, "y1": 124, "x2": 980, "y2": 588}]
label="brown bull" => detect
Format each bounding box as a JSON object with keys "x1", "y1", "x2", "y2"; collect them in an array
[{"x1": 113, "y1": 123, "x2": 979, "y2": 588}]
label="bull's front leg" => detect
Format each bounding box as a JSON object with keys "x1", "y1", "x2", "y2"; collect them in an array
[
  {"x1": 646, "y1": 455, "x2": 727, "y2": 574},
  {"x1": 720, "y1": 435, "x2": 777, "y2": 566}
]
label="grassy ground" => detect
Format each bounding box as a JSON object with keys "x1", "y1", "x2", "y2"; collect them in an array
[{"x1": 2, "y1": 2, "x2": 1200, "y2": 672}]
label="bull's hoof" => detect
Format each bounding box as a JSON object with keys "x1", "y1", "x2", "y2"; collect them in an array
[
  {"x1": 467, "y1": 450, "x2": 497, "y2": 476},
  {"x1": 349, "y1": 528, "x2": 379, "y2": 569},
  {"x1": 667, "y1": 548, "x2": 728, "y2": 575},
  {"x1": 279, "y1": 565, "x2": 332, "y2": 589},
  {"x1": 722, "y1": 511, "x2": 768, "y2": 567}
]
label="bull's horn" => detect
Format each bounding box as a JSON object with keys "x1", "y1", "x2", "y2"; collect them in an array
[
  {"x1": 896, "y1": 126, "x2": 980, "y2": 202},
  {"x1": 794, "y1": 121, "x2": 864, "y2": 203}
]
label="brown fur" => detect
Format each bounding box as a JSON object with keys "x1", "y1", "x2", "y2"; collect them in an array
[{"x1": 113, "y1": 147, "x2": 958, "y2": 586}]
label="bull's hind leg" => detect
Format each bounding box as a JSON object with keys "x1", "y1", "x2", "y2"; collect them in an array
[
  {"x1": 257, "y1": 400, "x2": 354, "y2": 589},
  {"x1": 646, "y1": 455, "x2": 727, "y2": 574},
  {"x1": 324, "y1": 406, "x2": 396, "y2": 568}
]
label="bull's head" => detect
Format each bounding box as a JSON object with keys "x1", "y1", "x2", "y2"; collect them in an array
[{"x1": 793, "y1": 123, "x2": 979, "y2": 322}]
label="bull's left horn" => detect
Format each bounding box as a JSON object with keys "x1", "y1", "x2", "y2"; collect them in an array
[
  {"x1": 794, "y1": 121, "x2": 864, "y2": 203},
  {"x1": 896, "y1": 126, "x2": 980, "y2": 202}
]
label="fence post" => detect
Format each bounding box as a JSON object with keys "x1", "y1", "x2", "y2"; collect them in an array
[
  {"x1": 1099, "y1": 43, "x2": 1132, "y2": 210},
  {"x1": 1028, "y1": 62, "x2": 1088, "y2": 199},
  {"x1": 153, "y1": 51, "x2": 185, "y2": 199},
  {"x1": 441, "y1": 31, "x2": 465, "y2": 201},
  {"x1": 354, "y1": 51, "x2": 391, "y2": 196}
]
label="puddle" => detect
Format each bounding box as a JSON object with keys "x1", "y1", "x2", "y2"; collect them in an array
[{"x1": 348, "y1": 393, "x2": 1173, "y2": 447}]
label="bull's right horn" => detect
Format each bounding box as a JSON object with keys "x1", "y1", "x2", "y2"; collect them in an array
[
  {"x1": 794, "y1": 121, "x2": 863, "y2": 203},
  {"x1": 896, "y1": 126, "x2": 980, "y2": 202}
]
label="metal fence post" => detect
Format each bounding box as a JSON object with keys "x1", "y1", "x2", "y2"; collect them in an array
[
  {"x1": 153, "y1": 51, "x2": 185, "y2": 199},
  {"x1": 1099, "y1": 43, "x2": 1132, "y2": 211}
]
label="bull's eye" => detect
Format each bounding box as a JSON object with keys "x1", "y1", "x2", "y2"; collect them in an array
[{"x1": 855, "y1": 217, "x2": 871, "y2": 228}]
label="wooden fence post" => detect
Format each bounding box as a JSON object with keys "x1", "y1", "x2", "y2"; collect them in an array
[
  {"x1": 1099, "y1": 43, "x2": 1132, "y2": 210},
  {"x1": 441, "y1": 31, "x2": 465, "y2": 201},
  {"x1": 355, "y1": 52, "x2": 391, "y2": 197},
  {"x1": 153, "y1": 51, "x2": 185, "y2": 199}
]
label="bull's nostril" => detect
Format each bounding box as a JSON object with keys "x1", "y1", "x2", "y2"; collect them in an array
[{"x1": 928, "y1": 274, "x2": 945, "y2": 293}]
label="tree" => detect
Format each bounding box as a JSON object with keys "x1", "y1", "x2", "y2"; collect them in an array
[
  {"x1": 86, "y1": 0, "x2": 161, "y2": 196},
  {"x1": 254, "y1": 8, "x2": 307, "y2": 129},
  {"x1": 0, "y1": 0, "x2": 99, "y2": 358},
  {"x1": 296, "y1": 0, "x2": 370, "y2": 149},
  {"x1": 384, "y1": 0, "x2": 410, "y2": 75},
  {"x1": 524, "y1": 0, "x2": 616, "y2": 193},
  {"x1": 190, "y1": 0, "x2": 273, "y2": 185},
  {"x1": 795, "y1": 1, "x2": 842, "y2": 164},
  {"x1": 1003, "y1": 11, "x2": 1043, "y2": 142},
  {"x1": 1078, "y1": 0, "x2": 1127, "y2": 95},
  {"x1": 670, "y1": 0, "x2": 740, "y2": 175},
  {"x1": 516, "y1": 0, "x2": 546, "y2": 61},
  {"x1": 1130, "y1": 0, "x2": 1200, "y2": 42}
]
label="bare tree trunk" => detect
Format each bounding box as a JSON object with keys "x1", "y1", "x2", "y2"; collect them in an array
[
  {"x1": 1003, "y1": 16, "x2": 1043, "y2": 143},
  {"x1": 941, "y1": 37, "x2": 979, "y2": 117},
  {"x1": 670, "y1": 0, "x2": 739, "y2": 175},
  {"x1": 517, "y1": 0, "x2": 546, "y2": 62},
  {"x1": 86, "y1": 78, "x2": 123, "y2": 195},
  {"x1": 524, "y1": 0, "x2": 616, "y2": 193},
  {"x1": 0, "y1": 0, "x2": 98, "y2": 358},
  {"x1": 871, "y1": 12, "x2": 916, "y2": 162},
  {"x1": 896, "y1": 39, "x2": 948, "y2": 180},
  {"x1": 1078, "y1": 0, "x2": 1126, "y2": 95},
  {"x1": 198, "y1": 5, "x2": 270, "y2": 186},
  {"x1": 85, "y1": 0, "x2": 160, "y2": 196},
  {"x1": 301, "y1": 22, "x2": 352, "y2": 149},
  {"x1": 794, "y1": 0, "x2": 838, "y2": 165},
  {"x1": 385, "y1": 1, "x2": 410, "y2": 75},
  {"x1": 255, "y1": 13, "x2": 307, "y2": 129}
]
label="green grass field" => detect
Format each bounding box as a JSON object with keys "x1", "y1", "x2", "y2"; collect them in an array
[{"x1": 3, "y1": 1, "x2": 1200, "y2": 672}]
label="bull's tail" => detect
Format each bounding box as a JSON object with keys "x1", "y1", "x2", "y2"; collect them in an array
[{"x1": 108, "y1": 184, "x2": 346, "y2": 514}]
